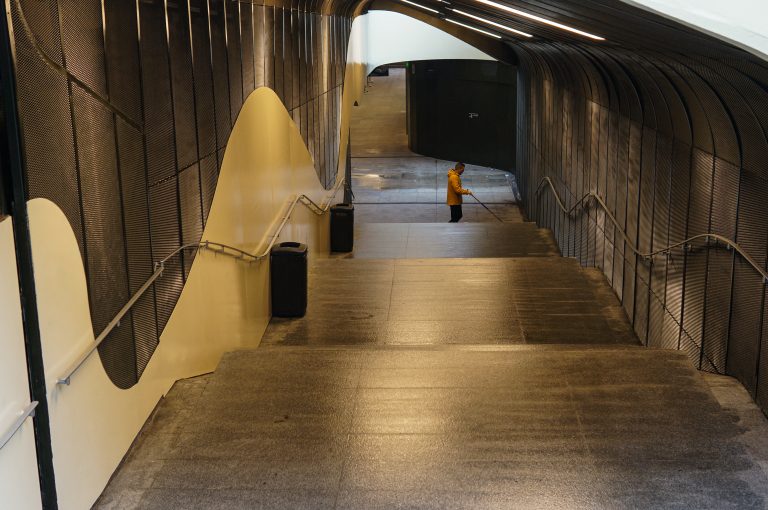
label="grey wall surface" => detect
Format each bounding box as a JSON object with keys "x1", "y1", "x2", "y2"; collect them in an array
[
  {"x1": 8, "y1": 0, "x2": 351, "y2": 388},
  {"x1": 515, "y1": 42, "x2": 768, "y2": 412},
  {"x1": 407, "y1": 59, "x2": 516, "y2": 170}
]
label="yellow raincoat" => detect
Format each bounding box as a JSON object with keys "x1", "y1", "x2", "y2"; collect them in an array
[{"x1": 447, "y1": 169, "x2": 470, "y2": 205}]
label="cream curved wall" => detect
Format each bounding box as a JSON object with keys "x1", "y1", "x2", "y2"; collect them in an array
[
  {"x1": 31, "y1": 87, "x2": 343, "y2": 510},
  {"x1": 0, "y1": 217, "x2": 42, "y2": 510}
]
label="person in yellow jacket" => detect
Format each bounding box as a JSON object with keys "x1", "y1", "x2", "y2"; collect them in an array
[{"x1": 447, "y1": 162, "x2": 472, "y2": 222}]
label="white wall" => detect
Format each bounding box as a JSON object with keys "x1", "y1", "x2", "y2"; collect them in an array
[
  {"x1": 361, "y1": 11, "x2": 495, "y2": 74},
  {"x1": 621, "y1": 0, "x2": 768, "y2": 60},
  {"x1": 0, "y1": 216, "x2": 42, "y2": 510},
  {"x1": 31, "y1": 87, "x2": 344, "y2": 510}
]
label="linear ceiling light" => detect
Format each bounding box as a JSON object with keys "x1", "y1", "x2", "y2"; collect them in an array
[
  {"x1": 445, "y1": 18, "x2": 502, "y2": 39},
  {"x1": 451, "y1": 8, "x2": 533, "y2": 38},
  {"x1": 472, "y1": 0, "x2": 605, "y2": 40},
  {"x1": 399, "y1": 0, "x2": 440, "y2": 14}
]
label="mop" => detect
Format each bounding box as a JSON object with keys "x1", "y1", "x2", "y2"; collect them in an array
[{"x1": 470, "y1": 192, "x2": 505, "y2": 223}]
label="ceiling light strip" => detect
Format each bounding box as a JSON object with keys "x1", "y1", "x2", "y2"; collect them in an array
[
  {"x1": 399, "y1": 0, "x2": 440, "y2": 14},
  {"x1": 473, "y1": 0, "x2": 604, "y2": 40},
  {"x1": 451, "y1": 8, "x2": 533, "y2": 37},
  {"x1": 445, "y1": 18, "x2": 502, "y2": 39}
]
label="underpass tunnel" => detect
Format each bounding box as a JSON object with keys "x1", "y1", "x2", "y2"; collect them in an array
[
  {"x1": 2, "y1": 0, "x2": 768, "y2": 508},
  {"x1": 367, "y1": 0, "x2": 768, "y2": 396}
]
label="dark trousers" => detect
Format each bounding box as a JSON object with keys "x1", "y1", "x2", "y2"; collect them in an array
[{"x1": 449, "y1": 205, "x2": 463, "y2": 223}]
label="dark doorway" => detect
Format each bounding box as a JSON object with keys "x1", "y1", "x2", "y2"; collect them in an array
[{"x1": 406, "y1": 59, "x2": 516, "y2": 170}]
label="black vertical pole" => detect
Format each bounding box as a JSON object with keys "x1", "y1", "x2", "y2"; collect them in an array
[{"x1": 0, "y1": 2, "x2": 58, "y2": 508}]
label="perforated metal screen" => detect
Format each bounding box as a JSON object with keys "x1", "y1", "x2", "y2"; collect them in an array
[
  {"x1": 10, "y1": 0, "x2": 351, "y2": 388},
  {"x1": 515, "y1": 40, "x2": 768, "y2": 413}
]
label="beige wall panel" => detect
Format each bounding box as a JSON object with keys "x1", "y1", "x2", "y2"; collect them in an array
[
  {"x1": 0, "y1": 217, "x2": 42, "y2": 510},
  {"x1": 31, "y1": 87, "x2": 344, "y2": 510}
]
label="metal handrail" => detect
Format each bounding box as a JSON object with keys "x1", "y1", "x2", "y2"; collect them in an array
[
  {"x1": 0, "y1": 401, "x2": 38, "y2": 450},
  {"x1": 56, "y1": 178, "x2": 345, "y2": 386},
  {"x1": 536, "y1": 176, "x2": 768, "y2": 283}
]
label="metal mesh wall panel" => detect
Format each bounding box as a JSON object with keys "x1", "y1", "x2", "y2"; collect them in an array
[
  {"x1": 58, "y1": 0, "x2": 107, "y2": 98},
  {"x1": 240, "y1": 2, "x2": 255, "y2": 98},
  {"x1": 651, "y1": 136, "x2": 672, "y2": 301},
  {"x1": 647, "y1": 295, "x2": 665, "y2": 348},
  {"x1": 140, "y1": 0, "x2": 177, "y2": 185},
  {"x1": 298, "y1": 12, "x2": 308, "y2": 130},
  {"x1": 757, "y1": 293, "x2": 768, "y2": 408},
  {"x1": 274, "y1": 8, "x2": 285, "y2": 105},
  {"x1": 17, "y1": 0, "x2": 64, "y2": 64},
  {"x1": 264, "y1": 6, "x2": 275, "y2": 90},
  {"x1": 516, "y1": 36, "x2": 768, "y2": 413},
  {"x1": 210, "y1": 0, "x2": 231, "y2": 148},
  {"x1": 681, "y1": 149, "x2": 714, "y2": 354},
  {"x1": 191, "y1": 0, "x2": 216, "y2": 159},
  {"x1": 728, "y1": 171, "x2": 768, "y2": 393},
  {"x1": 104, "y1": 0, "x2": 143, "y2": 124},
  {"x1": 12, "y1": 0, "x2": 351, "y2": 389},
  {"x1": 72, "y1": 85, "x2": 136, "y2": 388},
  {"x1": 115, "y1": 119, "x2": 159, "y2": 382},
  {"x1": 149, "y1": 176, "x2": 183, "y2": 332},
  {"x1": 179, "y1": 164, "x2": 203, "y2": 278},
  {"x1": 291, "y1": 10, "x2": 301, "y2": 111},
  {"x1": 200, "y1": 154, "x2": 218, "y2": 222},
  {"x1": 253, "y1": 6, "x2": 266, "y2": 88},
  {"x1": 283, "y1": 8, "x2": 295, "y2": 111},
  {"x1": 665, "y1": 143, "x2": 691, "y2": 326},
  {"x1": 226, "y1": 0, "x2": 243, "y2": 124},
  {"x1": 168, "y1": 0, "x2": 199, "y2": 171}
]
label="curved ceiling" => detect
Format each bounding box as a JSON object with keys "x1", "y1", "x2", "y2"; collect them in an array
[{"x1": 363, "y1": 0, "x2": 766, "y2": 63}]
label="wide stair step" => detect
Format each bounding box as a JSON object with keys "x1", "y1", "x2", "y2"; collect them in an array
[
  {"x1": 130, "y1": 344, "x2": 762, "y2": 509},
  {"x1": 262, "y1": 256, "x2": 640, "y2": 347},
  {"x1": 346, "y1": 222, "x2": 560, "y2": 259}
]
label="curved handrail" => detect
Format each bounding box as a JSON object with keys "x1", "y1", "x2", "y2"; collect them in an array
[
  {"x1": 536, "y1": 176, "x2": 768, "y2": 283},
  {"x1": 154, "y1": 188, "x2": 340, "y2": 268},
  {"x1": 0, "y1": 401, "x2": 38, "y2": 450},
  {"x1": 56, "y1": 178, "x2": 345, "y2": 386}
]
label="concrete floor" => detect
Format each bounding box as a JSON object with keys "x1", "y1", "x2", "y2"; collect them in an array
[{"x1": 94, "y1": 66, "x2": 768, "y2": 509}]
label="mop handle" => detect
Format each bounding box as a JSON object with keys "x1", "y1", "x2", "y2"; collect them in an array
[{"x1": 469, "y1": 193, "x2": 504, "y2": 223}]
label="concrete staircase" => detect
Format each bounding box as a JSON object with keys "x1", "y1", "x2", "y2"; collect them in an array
[{"x1": 95, "y1": 220, "x2": 768, "y2": 509}]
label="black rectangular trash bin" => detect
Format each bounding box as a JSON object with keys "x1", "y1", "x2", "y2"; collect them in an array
[
  {"x1": 330, "y1": 203, "x2": 354, "y2": 252},
  {"x1": 270, "y1": 242, "x2": 308, "y2": 317}
]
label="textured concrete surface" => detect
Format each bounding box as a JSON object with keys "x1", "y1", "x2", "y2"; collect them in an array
[
  {"x1": 95, "y1": 348, "x2": 768, "y2": 509},
  {"x1": 344, "y1": 223, "x2": 559, "y2": 259},
  {"x1": 262, "y1": 256, "x2": 638, "y2": 347}
]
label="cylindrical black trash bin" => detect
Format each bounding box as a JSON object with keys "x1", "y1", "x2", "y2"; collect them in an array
[
  {"x1": 270, "y1": 242, "x2": 308, "y2": 317},
  {"x1": 330, "y1": 203, "x2": 354, "y2": 252}
]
